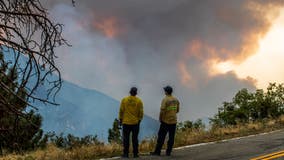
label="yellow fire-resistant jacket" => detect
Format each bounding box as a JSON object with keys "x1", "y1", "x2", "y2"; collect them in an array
[
  {"x1": 119, "y1": 96, "x2": 143, "y2": 125},
  {"x1": 159, "y1": 95, "x2": 180, "y2": 124}
]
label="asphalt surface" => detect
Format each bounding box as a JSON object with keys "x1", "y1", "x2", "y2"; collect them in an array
[{"x1": 115, "y1": 129, "x2": 284, "y2": 160}]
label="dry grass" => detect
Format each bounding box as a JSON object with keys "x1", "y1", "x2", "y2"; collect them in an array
[
  {"x1": 2, "y1": 115, "x2": 284, "y2": 160},
  {"x1": 173, "y1": 115, "x2": 284, "y2": 148},
  {"x1": 0, "y1": 143, "x2": 122, "y2": 160}
]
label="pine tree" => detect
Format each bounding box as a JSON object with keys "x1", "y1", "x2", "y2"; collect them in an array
[
  {"x1": 0, "y1": 52, "x2": 45, "y2": 153},
  {"x1": 108, "y1": 118, "x2": 122, "y2": 144}
]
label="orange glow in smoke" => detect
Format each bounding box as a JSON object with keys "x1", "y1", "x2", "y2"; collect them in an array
[
  {"x1": 183, "y1": 39, "x2": 236, "y2": 61},
  {"x1": 185, "y1": 40, "x2": 202, "y2": 59},
  {"x1": 179, "y1": 35, "x2": 264, "y2": 87},
  {"x1": 213, "y1": 8, "x2": 284, "y2": 89},
  {"x1": 178, "y1": 6, "x2": 284, "y2": 89},
  {"x1": 94, "y1": 17, "x2": 119, "y2": 38},
  {"x1": 177, "y1": 61, "x2": 192, "y2": 87}
]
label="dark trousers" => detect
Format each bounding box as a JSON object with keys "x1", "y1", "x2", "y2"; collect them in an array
[
  {"x1": 122, "y1": 124, "x2": 140, "y2": 155},
  {"x1": 154, "y1": 122, "x2": 176, "y2": 154}
]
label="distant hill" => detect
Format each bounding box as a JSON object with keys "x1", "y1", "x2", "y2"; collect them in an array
[{"x1": 34, "y1": 80, "x2": 159, "y2": 141}]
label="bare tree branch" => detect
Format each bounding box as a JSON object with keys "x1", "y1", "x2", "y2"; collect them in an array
[{"x1": 0, "y1": 0, "x2": 67, "y2": 107}]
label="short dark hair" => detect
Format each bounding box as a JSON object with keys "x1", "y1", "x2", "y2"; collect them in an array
[
  {"x1": 163, "y1": 86, "x2": 173, "y2": 95},
  {"x1": 130, "y1": 87, "x2": 138, "y2": 96}
]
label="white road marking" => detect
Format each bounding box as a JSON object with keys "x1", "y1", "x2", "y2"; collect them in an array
[{"x1": 101, "y1": 129, "x2": 284, "y2": 160}]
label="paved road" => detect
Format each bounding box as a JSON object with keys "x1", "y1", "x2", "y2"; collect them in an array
[{"x1": 116, "y1": 129, "x2": 284, "y2": 160}]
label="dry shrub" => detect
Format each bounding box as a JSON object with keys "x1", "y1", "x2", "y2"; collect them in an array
[
  {"x1": 279, "y1": 115, "x2": 284, "y2": 124},
  {"x1": 139, "y1": 138, "x2": 156, "y2": 153},
  {"x1": 267, "y1": 119, "x2": 276, "y2": 127},
  {"x1": 247, "y1": 122, "x2": 262, "y2": 131}
]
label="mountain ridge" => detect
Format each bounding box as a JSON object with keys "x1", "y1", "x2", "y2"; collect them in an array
[{"x1": 35, "y1": 79, "x2": 159, "y2": 141}]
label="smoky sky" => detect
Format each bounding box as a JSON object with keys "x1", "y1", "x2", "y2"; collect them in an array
[{"x1": 44, "y1": 0, "x2": 284, "y2": 121}]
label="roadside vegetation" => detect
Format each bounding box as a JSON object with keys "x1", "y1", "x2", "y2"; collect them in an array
[
  {"x1": 1, "y1": 116, "x2": 284, "y2": 160},
  {"x1": 1, "y1": 83, "x2": 284, "y2": 160}
]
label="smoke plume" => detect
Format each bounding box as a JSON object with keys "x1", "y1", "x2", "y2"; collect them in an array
[{"x1": 44, "y1": 0, "x2": 284, "y2": 121}]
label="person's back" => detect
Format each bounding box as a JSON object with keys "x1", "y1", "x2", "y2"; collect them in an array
[
  {"x1": 151, "y1": 86, "x2": 180, "y2": 156},
  {"x1": 160, "y1": 95, "x2": 179, "y2": 124},
  {"x1": 120, "y1": 96, "x2": 143, "y2": 125},
  {"x1": 119, "y1": 87, "x2": 143, "y2": 158}
]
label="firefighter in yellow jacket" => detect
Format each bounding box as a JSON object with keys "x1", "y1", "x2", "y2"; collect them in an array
[
  {"x1": 119, "y1": 87, "x2": 143, "y2": 158},
  {"x1": 151, "y1": 86, "x2": 180, "y2": 156}
]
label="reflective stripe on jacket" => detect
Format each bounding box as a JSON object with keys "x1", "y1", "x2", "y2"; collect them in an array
[{"x1": 119, "y1": 96, "x2": 143, "y2": 125}]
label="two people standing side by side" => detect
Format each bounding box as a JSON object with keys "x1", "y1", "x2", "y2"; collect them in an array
[
  {"x1": 119, "y1": 87, "x2": 143, "y2": 158},
  {"x1": 119, "y1": 86, "x2": 180, "y2": 158}
]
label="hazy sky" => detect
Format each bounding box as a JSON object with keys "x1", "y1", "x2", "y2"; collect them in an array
[{"x1": 44, "y1": 0, "x2": 284, "y2": 121}]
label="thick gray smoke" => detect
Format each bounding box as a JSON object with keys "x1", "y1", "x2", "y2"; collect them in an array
[{"x1": 44, "y1": 0, "x2": 284, "y2": 121}]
